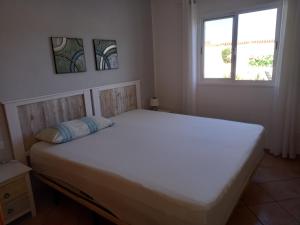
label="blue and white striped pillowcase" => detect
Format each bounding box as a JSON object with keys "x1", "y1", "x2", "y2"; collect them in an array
[
  {"x1": 55, "y1": 123, "x2": 73, "y2": 143},
  {"x1": 80, "y1": 117, "x2": 99, "y2": 133},
  {"x1": 35, "y1": 116, "x2": 113, "y2": 144}
]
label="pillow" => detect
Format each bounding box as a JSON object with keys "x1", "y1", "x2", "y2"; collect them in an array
[{"x1": 35, "y1": 116, "x2": 113, "y2": 144}]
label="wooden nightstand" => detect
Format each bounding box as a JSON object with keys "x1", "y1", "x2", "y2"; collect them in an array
[{"x1": 0, "y1": 161, "x2": 36, "y2": 224}]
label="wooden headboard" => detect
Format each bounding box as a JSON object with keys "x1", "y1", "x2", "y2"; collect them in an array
[
  {"x1": 2, "y1": 80, "x2": 141, "y2": 164},
  {"x1": 2, "y1": 89, "x2": 93, "y2": 163},
  {"x1": 92, "y1": 80, "x2": 141, "y2": 117}
]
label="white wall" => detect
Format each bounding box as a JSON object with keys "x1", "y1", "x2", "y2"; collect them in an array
[
  {"x1": 297, "y1": 2, "x2": 300, "y2": 155},
  {"x1": 0, "y1": 106, "x2": 12, "y2": 162},
  {"x1": 152, "y1": 0, "x2": 183, "y2": 112},
  {"x1": 197, "y1": 85, "x2": 274, "y2": 146},
  {"x1": 0, "y1": 0, "x2": 154, "y2": 105},
  {"x1": 0, "y1": 0, "x2": 154, "y2": 161},
  {"x1": 296, "y1": 2, "x2": 300, "y2": 153},
  {"x1": 152, "y1": 0, "x2": 280, "y2": 148},
  {"x1": 294, "y1": 95, "x2": 300, "y2": 155}
]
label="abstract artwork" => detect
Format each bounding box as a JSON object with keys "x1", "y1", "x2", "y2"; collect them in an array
[
  {"x1": 51, "y1": 37, "x2": 86, "y2": 74},
  {"x1": 93, "y1": 39, "x2": 119, "y2": 71}
]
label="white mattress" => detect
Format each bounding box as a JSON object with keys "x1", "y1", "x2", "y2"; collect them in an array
[{"x1": 30, "y1": 110, "x2": 264, "y2": 225}]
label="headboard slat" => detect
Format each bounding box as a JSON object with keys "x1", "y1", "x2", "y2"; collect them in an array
[
  {"x1": 2, "y1": 89, "x2": 93, "y2": 164},
  {"x1": 99, "y1": 85, "x2": 137, "y2": 117},
  {"x1": 17, "y1": 95, "x2": 86, "y2": 152},
  {"x1": 93, "y1": 81, "x2": 141, "y2": 118},
  {"x1": 99, "y1": 89, "x2": 114, "y2": 118}
]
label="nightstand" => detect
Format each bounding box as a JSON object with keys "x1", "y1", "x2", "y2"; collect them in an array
[{"x1": 0, "y1": 161, "x2": 36, "y2": 224}]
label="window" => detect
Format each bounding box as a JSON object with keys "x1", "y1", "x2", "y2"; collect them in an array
[
  {"x1": 201, "y1": 7, "x2": 280, "y2": 82},
  {"x1": 204, "y1": 17, "x2": 233, "y2": 79}
]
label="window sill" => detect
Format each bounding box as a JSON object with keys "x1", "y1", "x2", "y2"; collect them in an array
[{"x1": 198, "y1": 80, "x2": 275, "y2": 88}]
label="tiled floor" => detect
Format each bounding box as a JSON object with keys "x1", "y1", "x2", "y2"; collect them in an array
[
  {"x1": 11, "y1": 153, "x2": 300, "y2": 225},
  {"x1": 227, "y1": 154, "x2": 300, "y2": 225}
]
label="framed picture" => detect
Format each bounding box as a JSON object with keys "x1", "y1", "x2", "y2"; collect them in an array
[
  {"x1": 93, "y1": 39, "x2": 119, "y2": 71},
  {"x1": 51, "y1": 37, "x2": 86, "y2": 74}
]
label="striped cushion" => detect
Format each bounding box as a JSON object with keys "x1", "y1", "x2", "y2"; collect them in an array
[{"x1": 35, "y1": 116, "x2": 113, "y2": 144}]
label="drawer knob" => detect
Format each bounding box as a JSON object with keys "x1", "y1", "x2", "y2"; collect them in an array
[
  {"x1": 3, "y1": 193, "x2": 10, "y2": 199},
  {"x1": 7, "y1": 208, "x2": 14, "y2": 215}
]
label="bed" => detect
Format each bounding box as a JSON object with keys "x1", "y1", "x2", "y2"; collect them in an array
[{"x1": 2, "y1": 81, "x2": 265, "y2": 225}]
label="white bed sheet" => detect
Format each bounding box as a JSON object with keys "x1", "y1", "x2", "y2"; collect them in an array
[{"x1": 30, "y1": 110, "x2": 264, "y2": 225}]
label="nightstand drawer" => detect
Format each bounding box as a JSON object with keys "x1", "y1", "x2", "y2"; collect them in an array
[
  {"x1": 0, "y1": 161, "x2": 36, "y2": 223},
  {"x1": 3, "y1": 195, "x2": 30, "y2": 222},
  {"x1": 0, "y1": 177, "x2": 27, "y2": 203}
]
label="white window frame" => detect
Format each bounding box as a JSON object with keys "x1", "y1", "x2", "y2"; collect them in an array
[{"x1": 199, "y1": 2, "x2": 283, "y2": 86}]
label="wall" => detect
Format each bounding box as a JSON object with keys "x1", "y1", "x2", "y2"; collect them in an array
[
  {"x1": 296, "y1": 89, "x2": 300, "y2": 155},
  {"x1": 152, "y1": 0, "x2": 280, "y2": 148},
  {"x1": 0, "y1": 0, "x2": 154, "y2": 104},
  {"x1": 0, "y1": 0, "x2": 154, "y2": 160},
  {"x1": 0, "y1": 105, "x2": 12, "y2": 162},
  {"x1": 197, "y1": 84, "x2": 274, "y2": 149},
  {"x1": 151, "y1": 0, "x2": 183, "y2": 112},
  {"x1": 296, "y1": 83, "x2": 300, "y2": 155},
  {"x1": 296, "y1": 1, "x2": 300, "y2": 154}
]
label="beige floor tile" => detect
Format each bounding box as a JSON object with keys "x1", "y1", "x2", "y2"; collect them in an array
[
  {"x1": 259, "y1": 154, "x2": 283, "y2": 168},
  {"x1": 260, "y1": 154, "x2": 300, "y2": 169},
  {"x1": 242, "y1": 182, "x2": 275, "y2": 205},
  {"x1": 226, "y1": 205, "x2": 262, "y2": 225},
  {"x1": 250, "y1": 202, "x2": 299, "y2": 225},
  {"x1": 278, "y1": 198, "x2": 300, "y2": 222},
  {"x1": 260, "y1": 179, "x2": 300, "y2": 201},
  {"x1": 252, "y1": 166, "x2": 300, "y2": 183}
]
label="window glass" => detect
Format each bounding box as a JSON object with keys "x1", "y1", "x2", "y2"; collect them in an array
[
  {"x1": 236, "y1": 9, "x2": 278, "y2": 80},
  {"x1": 204, "y1": 18, "x2": 233, "y2": 79}
]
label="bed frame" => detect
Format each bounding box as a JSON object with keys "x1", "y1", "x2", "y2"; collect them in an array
[{"x1": 1, "y1": 80, "x2": 141, "y2": 225}]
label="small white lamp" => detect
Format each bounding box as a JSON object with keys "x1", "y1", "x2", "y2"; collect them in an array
[{"x1": 150, "y1": 97, "x2": 159, "y2": 111}]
